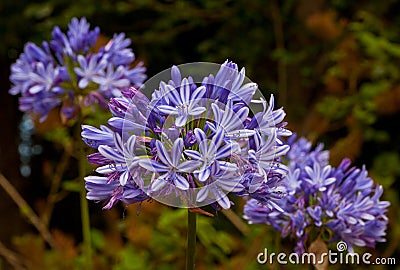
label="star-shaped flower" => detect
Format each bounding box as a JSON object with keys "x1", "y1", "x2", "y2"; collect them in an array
[
  {"x1": 157, "y1": 78, "x2": 206, "y2": 127},
  {"x1": 184, "y1": 128, "x2": 238, "y2": 182},
  {"x1": 139, "y1": 138, "x2": 201, "y2": 191}
]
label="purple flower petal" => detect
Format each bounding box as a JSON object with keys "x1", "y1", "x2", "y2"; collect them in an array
[
  {"x1": 156, "y1": 140, "x2": 173, "y2": 166},
  {"x1": 171, "y1": 138, "x2": 184, "y2": 166},
  {"x1": 174, "y1": 174, "x2": 189, "y2": 190},
  {"x1": 196, "y1": 187, "x2": 209, "y2": 202},
  {"x1": 139, "y1": 159, "x2": 169, "y2": 172}
]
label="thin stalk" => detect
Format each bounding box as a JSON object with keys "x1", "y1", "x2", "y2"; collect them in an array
[
  {"x1": 270, "y1": 0, "x2": 287, "y2": 106},
  {"x1": 76, "y1": 123, "x2": 92, "y2": 269},
  {"x1": 0, "y1": 240, "x2": 27, "y2": 270},
  {"x1": 221, "y1": 209, "x2": 250, "y2": 235},
  {"x1": 42, "y1": 148, "x2": 71, "y2": 227},
  {"x1": 0, "y1": 172, "x2": 55, "y2": 248},
  {"x1": 186, "y1": 210, "x2": 197, "y2": 270}
]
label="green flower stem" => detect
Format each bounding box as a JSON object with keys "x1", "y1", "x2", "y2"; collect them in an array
[
  {"x1": 186, "y1": 210, "x2": 197, "y2": 270},
  {"x1": 77, "y1": 123, "x2": 92, "y2": 270},
  {"x1": 79, "y1": 153, "x2": 92, "y2": 269}
]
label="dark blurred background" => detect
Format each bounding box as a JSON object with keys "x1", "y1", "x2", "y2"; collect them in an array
[{"x1": 1, "y1": 0, "x2": 399, "y2": 269}]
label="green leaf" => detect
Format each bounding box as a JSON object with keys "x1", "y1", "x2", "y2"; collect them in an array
[
  {"x1": 372, "y1": 152, "x2": 400, "y2": 187},
  {"x1": 91, "y1": 229, "x2": 106, "y2": 250},
  {"x1": 113, "y1": 245, "x2": 148, "y2": 270},
  {"x1": 359, "y1": 81, "x2": 389, "y2": 99},
  {"x1": 24, "y1": 3, "x2": 54, "y2": 19}
]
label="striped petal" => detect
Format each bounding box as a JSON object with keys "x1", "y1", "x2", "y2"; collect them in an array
[
  {"x1": 152, "y1": 177, "x2": 168, "y2": 192},
  {"x1": 196, "y1": 187, "x2": 209, "y2": 202},
  {"x1": 197, "y1": 167, "x2": 211, "y2": 182},
  {"x1": 95, "y1": 163, "x2": 125, "y2": 174},
  {"x1": 113, "y1": 133, "x2": 125, "y2": 154},
  {"x1": 119, "y1": 170, "x2": 130, "y2": 186},
  {"x1": 194, "y1": 128, "x2": 207, "y2": 143},
  {"x1": 175, "y1": 113, "x2": 188, "y2": 127},
  {"x1": 165, "y1": 84, "x2": 181, "y2": 105},
  {"x1": 206, "y1": 122, "x2": 216, "y2": 133},
  {"x1": 217, "y1": 178, "x2": 244, "y2": 193},
  {"x1": 81, "y1": 125, "x2": 113, "y2": 140},
  {"x1": 259, "y1": 162, "x2": 288, "y2": 175},
  {"x1": 184, "y1": 150, "x2": 202, "y2": 160},
  {"x1": 108, "y1": 117, "x2": 147, "y2": 132},
  {"x1": 189, "y1": 106, "x2": 206, "y2": 116},
  {"x1": 214, "y1": 188, "x2": 231, "y2": 209},
  {"x1": 226, "y1": 129, "x2": 256, "y2": 138},
  {"x1": 211, "y1": 128, "x2": 224, "y2": 150},
  {"x1": 158, "y1": 105, "x2": 179, "y2": 115},
  {"x1": 275, "y1": 145, "x2": 290, "y2": 157},
  {"x1": 171, "y1": 138, "x2": 184, "y2": 166},
  {"x1": 180, "y1": 78, "x2": 190, "y2": 104},
  {"x1": 174, "y1": 174, "x2": 189, "y2": 190},
  {"x1": 230, "y1": 67, "x2": 245, "y2": 92},
  {"x1": 177, "y1": 160, "x2": 201, "y2": 173},
  {"x1": 139, "y1": 159, "x2": 169, "y2": 172},
  {"x1": 85, "y1": 176, "x2": 108, "y2": 185},
  {"x1": 98, "y1": 145, "x2": 125, "y2": 163},
  {"x1": 191, "y1": 85, "x2": 206, "y2": 101},
  {"x1": 218, "y1": 161, "x2": 238, "y2": 171},
  {"x1": 211, "y1": 103, "x2": 221, "y2": 123},
  {"x1": 209, "y1": 161, "x2": 220, "y2": 175},
  {"x1": 220, "y1": 104, "x2": 234, "y2": 127},
  {"x1": 126, "y1": 135, "x2": 137, "y2": 155},
  {"x1": 235, "y1": 106, "x2": 250, "y2": 123},
  {"x1": 194, "y1": 128, "x2": 208, "y2": 154},
  {"x1": 216, "y1": 144, "x2": 233, "y2": 159},
  {"x1": 235, "y1": 83, "x2": 257, "y2": 100},
  {"x1": 156, "y1": 140, "x2": 172, "y2": 166}
]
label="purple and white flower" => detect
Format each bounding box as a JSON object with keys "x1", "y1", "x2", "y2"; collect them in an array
[
  {"x1": 9, "y1": 17, "x2": 146, "y2": 121},
  {"x1": 82, "y1": 61, "x2": 291, "y2": 210},
  {"x1": 243, "y1": 135, "x2": 390, "y2": 253},
  {"x1": 156, "y1": 78, "x2": 206, "y2": 127},
  {"x1": 139, "y1": 139, "x2": 201, "y2": 191}
]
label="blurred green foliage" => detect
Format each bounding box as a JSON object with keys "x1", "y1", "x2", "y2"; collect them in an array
[{"x1": 1, "y1": 0, "x2": 400, "y2": 269}]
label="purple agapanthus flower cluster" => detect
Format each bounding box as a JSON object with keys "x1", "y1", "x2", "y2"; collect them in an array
[
  {"x1": 243, "y1": 135, "x2": 390, "y2": 253},
  {"x1": 82, "y1": 60, "x2": 292, "y2": 211},
  {"x1": 9, "y1": 17, "x2": 146, "y2": 121}
]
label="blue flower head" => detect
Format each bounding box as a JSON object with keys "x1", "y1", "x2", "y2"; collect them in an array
[
  {"x1": 82, "y1": 61, "x2": 292, "y2": 211},
  {"x1": 243, "y1": 135, "x2": 390, "y2": 253},
  {"x1": 10, "y1": 17, "x2": 147, "y2": 122}
]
